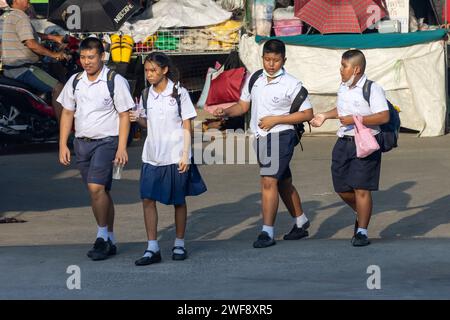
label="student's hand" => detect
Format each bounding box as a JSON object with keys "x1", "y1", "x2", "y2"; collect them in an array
[
  {"x1": 310, "y1": 113, "x2": 326, "y2": 127},
  {"x1": 115, "y1": 148, "x2": 128, "y2": 166},
  {"x1": 339, "y1": 115, "x2": 355, "y2": 126},
  {"x1": 258, "y1": 116, "x2": 278, "y2": 131},
  {"x1": 59, "y1": 145, "x2": 71, "y2": 166},
  {"x1": 178, "y1": 153, "x2": 190, "y2": 173},
  {"x1": 129, "y1": 110, "x2": 139, "y2": 122},
  {"x1": 213, "y1": 107, "x2": 226, "y2": 118}
]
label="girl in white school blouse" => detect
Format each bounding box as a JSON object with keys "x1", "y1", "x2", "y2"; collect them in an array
[{"x1": 130, "y1": 52, "x2": 207, "y2": 266}]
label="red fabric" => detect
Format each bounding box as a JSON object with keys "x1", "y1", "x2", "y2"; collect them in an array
[
  {"x1": 206, "y1": 67, "x2": 246, "y2": 105},
  {"x1": 295, "y1": 0, "x2": 387, "y2": 34}
]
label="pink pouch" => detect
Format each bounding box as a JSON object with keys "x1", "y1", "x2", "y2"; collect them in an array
[{"x1": 353, "y1": 115, "x2": 380, "y2": 158}]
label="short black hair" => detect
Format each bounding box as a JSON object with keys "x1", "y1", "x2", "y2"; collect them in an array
[
  {"x1": 342, "y1": 49, "x2": 366, "y2": 73},
  {"x1": 6, "y1": 0, "x2": 14, "y2": 7},
  {"x1": 262, "y1": 39, "x2": 286, "y2": 59},
  {"x1": 79, "y1": 37, "x2": 105, "y2": 55}
]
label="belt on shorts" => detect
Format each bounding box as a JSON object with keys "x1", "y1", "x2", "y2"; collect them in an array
[
  {"x1": 339, "y1": 135, "x2": 355, "y2": 141},
  {"x1": 77, "y1": 137, "x2": 106, "y2": 142}
]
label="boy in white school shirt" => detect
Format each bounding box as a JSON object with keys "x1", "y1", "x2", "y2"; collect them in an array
[
  {"x1": 58, "y1": 37, "x2": 133, "y2": 260},
  {"x1": 214, "y1": 39, "x2": 314, "y2": 248},
  {"x1": 311, "y1": 49, "x2": 390, "y2": 246}
]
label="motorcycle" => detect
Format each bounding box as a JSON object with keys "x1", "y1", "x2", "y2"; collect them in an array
[{"x1": 0, "y1": 35, "x2": 82, "y2": 149}]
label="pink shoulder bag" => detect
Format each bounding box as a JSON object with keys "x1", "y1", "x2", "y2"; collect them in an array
[{"x1": 352, "y1": 115, "x2": 380, "y2": 158}]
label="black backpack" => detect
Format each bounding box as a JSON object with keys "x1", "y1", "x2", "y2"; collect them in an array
[
  {"x1": 72, "y1": 69, "x2": 117, "y2": 109},
  {"x1": 248, "y1": 69, "x2": 309, "y2": 150},
  {"x1": 362, "y1": 80, "x2": 400, "y2": 152},
  {"x1": 140, "y1": 86, "x2": 182, "y2": 121}
]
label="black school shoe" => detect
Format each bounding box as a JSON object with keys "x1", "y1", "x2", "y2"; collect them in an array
[
  {"x1": 89, "y1": 238, "x2": 112, "y2": 261},
  {"x1": 172, "y1": 246, "x2": 188, "y2": 261},
  {"x1": 283, "y1": 220, "x2": 310, "y2": 240},
  {"x1": 351, "y1": 232, "x2": 371, "y2": 247},
  {"x1": 135, "y1": 250, "x2": 162, "y2": 266},
  {"x1": 253, "y1": 231, "x2": 276, "y2": 248},
  {"x1": 87, "y1": 239, "x2": 116, "y2": 259}
]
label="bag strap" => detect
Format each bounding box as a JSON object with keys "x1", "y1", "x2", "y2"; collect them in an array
[
  {"x1": 362, "y1": 79, "x2": 373, "y2": 106},
  {"x1": 106, "y1": 70, "x2": 117, "y2": 102},
  {"x1": 248, "y1": 69, "x2": 264, "y2": 94},
  {"x1": 72, "y1": 72, "x2": 84, "y2": 96},
  {"x1": 289, "y1": 86, "x2": 308, "y2": 114}
]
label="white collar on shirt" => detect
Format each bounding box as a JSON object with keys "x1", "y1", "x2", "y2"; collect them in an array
[
  {"x1": 349, "y1": 74, "x2": 367, "y2": 89},
  {"x1": 150, "y1": 79, "x2": 177, "y2": 98},
  {"x1": 256, "y1": 68, "x2": 286, "y2": 86},
  {"x1": 81, "y1": 65, "x2": 109, "y2": 84}
]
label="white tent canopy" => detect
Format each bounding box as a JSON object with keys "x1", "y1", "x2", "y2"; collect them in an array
[{"x1": 239, "y1": 34, "x2": 447, "y2": 137}]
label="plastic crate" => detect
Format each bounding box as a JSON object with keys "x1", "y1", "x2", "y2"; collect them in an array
[{"x1": 273, "y1": 19, "x2": 303, "y2": 36}]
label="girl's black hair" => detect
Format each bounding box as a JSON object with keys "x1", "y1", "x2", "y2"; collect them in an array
[{"x1": 144, "y1": 52, "x2": 180, "y2": 98}]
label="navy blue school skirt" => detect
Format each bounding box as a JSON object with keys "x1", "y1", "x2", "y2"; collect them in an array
[{"x1": 140, "y1": 162, "x2": 207, "y2": 205}]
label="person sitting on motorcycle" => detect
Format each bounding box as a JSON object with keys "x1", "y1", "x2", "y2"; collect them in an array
[{"x1": 1, "y1": 0, "x2": 69, "y2": 123}]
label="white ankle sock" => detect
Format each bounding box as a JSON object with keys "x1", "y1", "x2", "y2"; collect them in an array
[
  {"x1": 262, "y1": 225, "x2": 274, "y2": 239},
  {"x1": 108, "y1": 232, "x2": 116, "y2": 244},
  {"x1": 144, "y1": 240, "x2": 160, "y2": 257},
  {"x1": 96, "y1": 226, "x2": 108, "y2": 241},
  {"x1": 295, "y1": 214, "x2": 308, "y2": 228},
  {"x1": 173, "y1": 238, "x2": 185, "y2": 254},
  {"x1": 357, "y1": 228, "x2": 368, "y2": 236}
]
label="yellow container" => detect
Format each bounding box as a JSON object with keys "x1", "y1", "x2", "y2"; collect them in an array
[
  {"x1": 121, "y1": 35, "x2": 134, "y2": 63},
  {"x1": 110, "y1": 34, "x2": 135, "y2": 63}
]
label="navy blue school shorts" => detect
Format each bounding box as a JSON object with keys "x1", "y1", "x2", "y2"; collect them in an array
[
  {"x1": 257, "y1": 129, "x2": 298, "y2": 181},
  {"x1": 73, "y1": 136, "x2": 118, "y2": 191},
  {"x1": 331, "y1": 135, "x2": 382, "y2": 193}
]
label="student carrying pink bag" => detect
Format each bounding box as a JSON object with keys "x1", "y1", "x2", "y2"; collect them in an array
[{"x1": 352, "y1": 115, "x2": 380, "y2": 158}]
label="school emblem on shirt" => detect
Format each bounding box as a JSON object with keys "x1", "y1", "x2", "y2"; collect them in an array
[
  {"x1": 272, "y1": 96, "x2": 280, "y2": 104},
  {"x1": 103, "y1": 97, "x2": 112, "y2": 106},
  {"x1": 169, "y1": 98, "x2": 177, "y2": 106}
]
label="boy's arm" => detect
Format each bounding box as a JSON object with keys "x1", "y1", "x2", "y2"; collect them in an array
[
  {"x1": 115, "y1": 111, "x2": 130, "y2": 165},
  {"x1": 310, "y1": 108, "x2": 338, "y2": 127},
  {"x1": 258, "y1": 109, "x2": 314, "y2": 131},
  {"x1": 339, "y1": 110, "x2": 390, "y2": 126},
  {"x1": 59, "y1": 108, "x2": 74, "y2": 166},
  {"x1": 214, "y1": 100, "x2": 251, "y2": 118}
]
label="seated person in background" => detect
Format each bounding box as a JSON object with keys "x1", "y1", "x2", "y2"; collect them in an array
[{"x1": 1, "y1": 0, "x2": 69, "y2": 123}]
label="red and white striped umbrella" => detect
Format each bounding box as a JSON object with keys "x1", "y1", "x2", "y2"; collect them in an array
[{"x1": 294, "y1": 0, "x2": 387, "y2": 34}]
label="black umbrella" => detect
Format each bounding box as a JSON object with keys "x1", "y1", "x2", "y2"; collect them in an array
[{"x1": 48, "y1": 0, "x2": 141, "y2": 32}]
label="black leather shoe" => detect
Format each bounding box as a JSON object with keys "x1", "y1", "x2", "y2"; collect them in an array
[
  {"x1": 135, "y1": 250, "x2": 162, "y2": 266},
  {"x1": 90, "y1": 238, "x2": 112, "y2": 261},
  {"x1": 172, "y1": 246, "x2": 188, "y2": 261},
  {"x1": 87, "y1": 239, "x2": 116, "y2": 258},
  {"x1": 253, "y1": 231, "x2": 276, "y2": 248},
  {"x1": 351, "y1": 232, "x2": 371, "y2": 247},
  {"x1": 283, "y1": 220, "x2": 310, "y2": 240}
]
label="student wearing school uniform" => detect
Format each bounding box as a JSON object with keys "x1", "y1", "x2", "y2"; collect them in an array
[
  {"x1": 131, "y1": 52, "x2": 207, "y2": 266},
  {"x1": 311, "y1": 49, "x2": 390, "y2": 247},
  {"x1": 58, "y1": 37, "x2": 133, "y2": 260},
  {"x1": 214, "y1": 39, "x2": 314, "y2": 248}
]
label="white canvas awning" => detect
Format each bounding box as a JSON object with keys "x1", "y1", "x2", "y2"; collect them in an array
[{"x1": 239, "y1": 34, "x2": 447, "y2": 137}]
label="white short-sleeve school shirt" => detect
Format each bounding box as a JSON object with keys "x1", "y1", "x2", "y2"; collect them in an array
[
  {"x1": 240, "y1": 70, "x2": 312, "y2": 138},
  {"x1": 57, "y1": 65, "x2": 134, "y2": 139},
  {"x1": 140, "y1": 80, "x2": 197, "y2": 166},
  {"x1": 336, "y1": 74, "x2": 389, "y2": 137}
]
